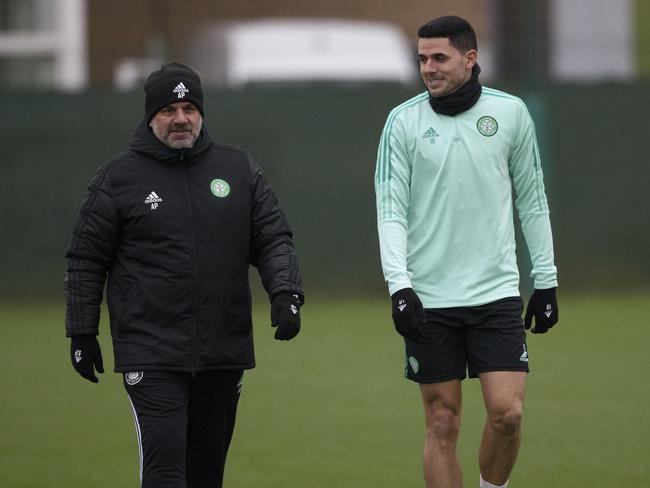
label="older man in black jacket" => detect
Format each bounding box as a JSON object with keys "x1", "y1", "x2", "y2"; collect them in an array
[{"x1": 64, "y1": 62, "x2": 304, "y2": 488}]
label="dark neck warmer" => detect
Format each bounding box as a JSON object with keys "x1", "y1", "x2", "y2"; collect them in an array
[
  {"x1": 130, "y1": 119, "x2": 212, "y2": 166},
  {"x1": 429, "y1": 64, "x2": 482, "y2": 116}
]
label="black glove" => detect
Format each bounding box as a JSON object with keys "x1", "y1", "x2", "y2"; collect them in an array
[
  {"x1": 524, "y1": 287, "x2": 559, "y2": 334},
  {"x1": 70, "y1": 335, "x2": 104, "y2": 383},
  {"x1": 391, "y1": 288, "x2": 426, "y2": 342},
  {"x1": 271, "y1": 292, "x2": 302, "y2": 340}
]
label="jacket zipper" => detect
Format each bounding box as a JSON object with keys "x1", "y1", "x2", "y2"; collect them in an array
[{"x1": 181, "y1": 155, "x2": 200, "y2": 376}]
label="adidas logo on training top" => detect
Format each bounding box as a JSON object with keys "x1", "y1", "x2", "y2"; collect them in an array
[
  {"x1": 145, "y1": 191, "x2": 163, "y2": 210},
  {"x1": 144, "y1": 191, "x2": 163, "y2": 204},
  {"x1": 422, "y1": 127, "x2": 439, "y2": 144},
  {"x1": 173, "y1": 82, "x2": 189, "y2": 99}
]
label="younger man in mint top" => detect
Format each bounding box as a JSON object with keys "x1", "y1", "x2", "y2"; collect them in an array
[{"x1": 375, "y1": 16, "x2": 559, "y2": 488}]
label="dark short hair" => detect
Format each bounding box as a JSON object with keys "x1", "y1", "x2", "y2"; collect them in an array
[{"x1": 417, "y1": 16, "x2": 477, "y2": 53}]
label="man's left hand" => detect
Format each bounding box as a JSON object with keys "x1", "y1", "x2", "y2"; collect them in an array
[
  {"x1": 70, "y1": 334, "x2": 104, "y2": 382},
  {"x1": 524, "y1": 287, "x2": 559, "y2": 334},
  {"x1": 271, "y1": 292, "x2": 302, "y2": 340}
]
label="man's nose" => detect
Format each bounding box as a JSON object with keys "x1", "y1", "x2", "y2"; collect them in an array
[
  {"x1": 424, "y1": 59, "x2": 438, "y2": 72},
  {"x1": 172, "y1": 108, "x2": 189, "y2": 123}
]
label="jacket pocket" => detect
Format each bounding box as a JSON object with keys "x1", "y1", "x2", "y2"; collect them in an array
[
  {"x1": 222, "y1": 282, "x2": 252, "y2": 337},
  {"x1": 112, "y1": 285, "x2": 141, "y2": 338}
]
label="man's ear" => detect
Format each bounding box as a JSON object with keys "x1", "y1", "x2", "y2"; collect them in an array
[{"x1": 465, "y1": 49, "x2": 478, "y2": 69}]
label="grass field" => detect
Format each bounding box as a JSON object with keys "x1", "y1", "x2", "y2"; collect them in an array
[{"x1": 1, "y1": 290, "x2": 648, "y2": 487}]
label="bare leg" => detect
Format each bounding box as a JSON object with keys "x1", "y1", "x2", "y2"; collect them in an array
[
  {"x1": 420, "y1": 380, "x2": 463, "y2": 488},
  {"x1": 478, "y1": 372, "x2": 527, "y2": 485}
]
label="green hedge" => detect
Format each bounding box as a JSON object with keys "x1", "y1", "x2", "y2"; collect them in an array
[{"x1": 1, "y1": 83, "x2": 647, "y2": 296}]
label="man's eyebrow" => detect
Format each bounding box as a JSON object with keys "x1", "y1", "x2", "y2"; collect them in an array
[{"x1": 418, "y1": 52, "x2": 450, "y2": 58}]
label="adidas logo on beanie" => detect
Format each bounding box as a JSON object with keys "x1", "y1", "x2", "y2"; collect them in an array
[{"x1": 144, "y1": 62, "x2": 204, "y2": 122}]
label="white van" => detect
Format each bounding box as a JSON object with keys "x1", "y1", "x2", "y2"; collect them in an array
[{"x1": 185, "y1": 18, "x2": 418, "y2": 87}]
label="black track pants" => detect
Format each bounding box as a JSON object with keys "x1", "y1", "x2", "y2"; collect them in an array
[{"x1": 124, "y1": 370, "x2": 243, "y2": 488}]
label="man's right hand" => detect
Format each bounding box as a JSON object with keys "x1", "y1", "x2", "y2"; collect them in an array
[
  {"x1": 270, "y1": 292, "x2": 302, "y2": 341},
  {"x1": 70, "y1": 335, "x2": 104, "y2": 383},
  {"x1": 391, "y1": 288, "x2": 426, "y2": 342}
]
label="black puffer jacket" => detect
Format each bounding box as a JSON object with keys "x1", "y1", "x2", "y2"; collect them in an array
[{"x1": 65, "y1": 120, "x2": 303, "y2": 372}]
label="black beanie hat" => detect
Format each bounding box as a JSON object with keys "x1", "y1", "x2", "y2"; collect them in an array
[{"x1": 144, "y1": 62, "x2": 204, "y2": 122}]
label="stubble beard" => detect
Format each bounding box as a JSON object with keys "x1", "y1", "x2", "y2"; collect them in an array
[{"x1": 151, "y1": 120, "x2": 202, "y2": 149}]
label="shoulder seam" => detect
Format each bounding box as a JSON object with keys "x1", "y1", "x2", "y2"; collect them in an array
[
  {"x1": 389, "y1": 91, "x2": 429, "y2": 117},
  {"x1": 382, "y1": 91, "x2": 429, "y2": 146},
  {"x1": 482, "y1": 87, "x2": 524, "y2": 104},
  {"x1": 211, "y1": 142, "x2": 249, "y2": 156}
]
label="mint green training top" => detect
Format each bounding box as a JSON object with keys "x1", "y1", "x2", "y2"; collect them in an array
[{"x1": 375, "y1": 88, "x2": 558, "y2": 308}]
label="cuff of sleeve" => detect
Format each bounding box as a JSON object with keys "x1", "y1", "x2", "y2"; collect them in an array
[
  {"x1": 388, "y1": 280, "x2": 413, "y2": 297},
  {"x1": 533, "y1": 276, "x2": 558, "y2": 289},
  {"x1": 270, "y1": 291, "x2": 304, "y2": 305},
  {"x1": 66, "y1": 328, "x2": 99, "y2": 338}
]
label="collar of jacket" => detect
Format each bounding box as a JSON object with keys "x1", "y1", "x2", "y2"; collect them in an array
[
  {"x1": 428, "y1": 63, "x2": 482, "y2": 116},
  {"x1": 129, "y1": 118, "x2": 213, "y2": 165}
]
